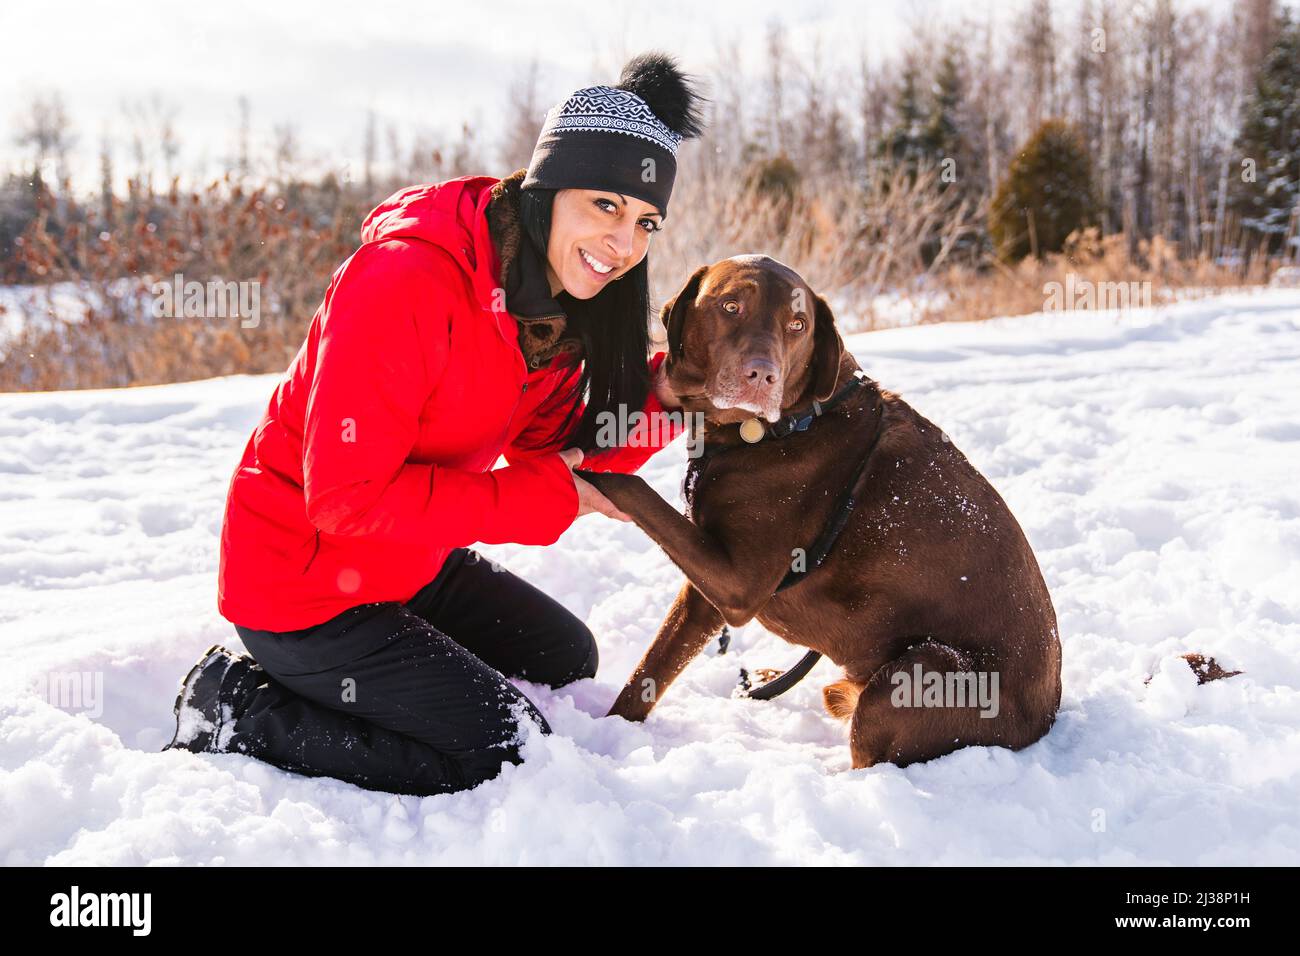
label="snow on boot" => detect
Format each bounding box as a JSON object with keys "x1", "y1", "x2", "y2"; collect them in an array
[{"x1": 162, "y1": 644, "x2": 264, "y2": 754}]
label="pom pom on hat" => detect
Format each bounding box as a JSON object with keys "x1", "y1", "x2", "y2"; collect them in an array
[
  {"x1": 522, "y1": 51, "x2": 708, "y2": 216},
  {"x1": 615, "y1": 51, "x2": 706, "y2": 141}
]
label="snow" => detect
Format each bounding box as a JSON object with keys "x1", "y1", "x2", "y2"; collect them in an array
[
  {"x1": 0, "y1": 282, "x2": 92, "y2": 355},
  {"x1": 0, "y1": 280, "x2": 151, "y2": 350},
  {"x1": 2, "y1": 288, "x2": 1298, "y2": 865}
]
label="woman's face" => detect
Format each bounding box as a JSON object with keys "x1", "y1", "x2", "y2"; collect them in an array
[{"x1": 545, "y1": 188, "x2": 663, "y2": 299}]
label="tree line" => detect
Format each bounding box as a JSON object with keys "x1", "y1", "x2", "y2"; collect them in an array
[{"x1": 1, "y1": 0, "x2": 1296, "y2": 390}]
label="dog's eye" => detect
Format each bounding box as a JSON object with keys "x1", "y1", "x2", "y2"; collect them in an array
[
  {"x1": 722, "y1": 300, "x2": 740, "y2": 314},
  {"x1": 787, "y1": 316, "x2": 806, "y2": 332}
]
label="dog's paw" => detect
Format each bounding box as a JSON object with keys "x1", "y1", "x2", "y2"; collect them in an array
[{"x1": 732, "y1": 666, "x2": 787, "y2": 699}]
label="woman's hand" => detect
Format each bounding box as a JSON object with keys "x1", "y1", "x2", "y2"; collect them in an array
[
  {"x1": 558, "y1": 448, "x2": 632, "y2": 522},
  {"x1": 652, "y1": 359, "x2": 682, "y2": 409}
]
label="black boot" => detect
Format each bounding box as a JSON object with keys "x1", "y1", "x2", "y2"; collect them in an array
[
  {"x1": 162, "y1": 644, "x2": 264, "y2": 753},
  {"x1": 163, "y1": 643, "x2": 490, "y2": 795}
]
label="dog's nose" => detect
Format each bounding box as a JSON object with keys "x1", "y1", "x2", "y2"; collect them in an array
[{"x1": 743, "y1": 357, "x2": 781, "y2": 387}]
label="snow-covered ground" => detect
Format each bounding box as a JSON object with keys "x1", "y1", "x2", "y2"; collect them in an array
[{"x1": 2, "y1": 289, "x2": 1298, "y2": 865}]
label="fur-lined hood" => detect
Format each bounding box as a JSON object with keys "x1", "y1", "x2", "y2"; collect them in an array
[
  {"x1": 359, "y1": 167, "x2": 579, "y2": 372},
  {"x1": 485, "y1": 167, "x2": 581, "y2": 370}
]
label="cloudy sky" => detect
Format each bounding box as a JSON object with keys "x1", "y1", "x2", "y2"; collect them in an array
[
  {"x1": 0, "y1": 0, "x2": 992, "y2": 189},
  {"x1": 0, "y1": 0, "x2": 1255, "y2": 192}
]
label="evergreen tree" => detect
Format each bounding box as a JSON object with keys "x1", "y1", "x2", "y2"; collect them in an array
[
  {"x1": 1232, "y1": 9, "x2": 1300, "y2": 253},
  {"x1": 925, "y1": 42, "x2": 965, "y2": 172},
  {"x1": 875, "y1": 45, "x2": 970, "y2": 190},
  {"x1": 990, "y1": 119, "x2": 1096, "y2": 262},
  {"x1": 878, "y1": 62, "x2": 928, "y2": 165}
]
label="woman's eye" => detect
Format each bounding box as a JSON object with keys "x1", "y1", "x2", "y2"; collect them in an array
[
  {"x1": 787, "y1": 316, "x2": 806, "y2": 332},
  {"x1": 593, "y1": 198, "x2": 659, "y2": 233}
]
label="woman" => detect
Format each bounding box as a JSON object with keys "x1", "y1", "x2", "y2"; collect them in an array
[{"x1": 163, "y1": 52, "x2": 706, "y2": 796}]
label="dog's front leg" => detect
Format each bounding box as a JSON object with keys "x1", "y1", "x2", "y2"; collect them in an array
[
  {"x1": 607, "y1": 581, "x2": 724, "y2": 722},
  {"x1": 576, "y1": 470, "x2": 782, "y2": 626}
]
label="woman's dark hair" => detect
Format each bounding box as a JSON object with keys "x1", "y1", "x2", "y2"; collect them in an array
[{"x1": 518, "y1": 186, "x2": 653, "y2": 455}]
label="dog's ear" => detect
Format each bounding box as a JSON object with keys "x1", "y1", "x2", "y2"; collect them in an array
[
  {"x1": 809, "y1": 292, "x2": 846, "y2": 402},
  {"x1": 661, "y1": 265, "x2": 709, "y2": 360}
]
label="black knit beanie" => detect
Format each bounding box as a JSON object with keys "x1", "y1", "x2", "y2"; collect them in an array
[{"x1": 521, "y1": 52, "x2": 706, "y2": 218}]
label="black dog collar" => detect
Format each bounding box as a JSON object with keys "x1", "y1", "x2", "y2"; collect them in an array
[{"x1": 742, "y1": 368, "x2": 871, "y2": 443}]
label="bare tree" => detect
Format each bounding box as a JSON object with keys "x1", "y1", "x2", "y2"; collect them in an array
[
  {"x1": 792, "y1": 32, "x2": 851, "y2": 180},
  {"x1": 273, "y1": 121, "x2": 299, "y2": 185},
  {"x1": 237, "y1": 95, "x2": 251, "y2": 181},
  {"x1": 856, "y1": 48, "x2": 892, "y2": 174},
  {"x1": 408, "y1": 130, "x2": 439, "y2": 183},
  {"x1": 448, "y1": 119, "x2": 482, "y2": 178},
  {"x1": 118, "y1": 94, "x2": 181, "y2": 192},
  {"x1": 500, "y1": 58, "x2": 544, "y2": 173},
  {"x1": 1018, "y1": 0, "x2": 1059, "y2": 131},
  {"x1": 156, "y1": 98, "x2": 181, "y2": 185},
  {"x1": 98, "y1": 125, "x2": 115, "y2": 224},
  {"x1": 363, "y1": 108, "x2": 377, "y2": 195},
  {"x1": 762, "y1": 20, "x2": 791, "y2": 156},
  {"x1": 13, "y1": 90, "x2": 76, "y2": 185},
  {"x1": 1098, "y1": 0, "x2": 1127, "y2": 234}
]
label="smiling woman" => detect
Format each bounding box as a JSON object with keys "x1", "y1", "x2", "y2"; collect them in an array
[
  {"x1": 161, "y1": 51, "x2": 709, "y2": 798},
  {"x1": 545, "y1": 190, "x2": 664, "y2": 296}
]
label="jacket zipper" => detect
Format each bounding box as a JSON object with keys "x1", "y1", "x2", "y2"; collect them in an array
[
  {"x1": 513, "y1": 331, "x2": 530, "y2": 401},
  {"x1": 510, "y1": 377, "x2": 529, "y2": 422},
  {"x1": 302, "y1": 528, "x2": 321, "y2": 574}
]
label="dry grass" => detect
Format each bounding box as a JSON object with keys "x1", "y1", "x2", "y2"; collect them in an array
[
  {"x1": 652, "y1": 158, "x2": 981, "y2": 306},
  {"x1": 0, "y1": 176, "x2": 359, "y2": 391},
  {"x1": 886, "y1": 229, "x2": 1282, "y2": 330},
  {"x1": 2, "y1": 166, "x2": 1291, "y2": 392}
]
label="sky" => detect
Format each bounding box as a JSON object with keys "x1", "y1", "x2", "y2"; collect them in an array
[
  {"x1": 0, "y1": 0, "x2": 995, "y2": 191},
  {"x1": 0, "y1": 0, "x2": 1263, "y2": 193}
]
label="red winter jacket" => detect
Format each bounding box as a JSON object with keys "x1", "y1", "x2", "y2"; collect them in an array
[{"x1": 217, "y1": 174, "x2": 683, "y2": 632}]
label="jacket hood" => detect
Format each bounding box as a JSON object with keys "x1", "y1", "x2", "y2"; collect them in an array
[
  {"x1": 358, "y1": 170, "x2": 578, "y2": 369},
  {"x1": 359, "y1": 175, "x2": 501, "y2": 311}
]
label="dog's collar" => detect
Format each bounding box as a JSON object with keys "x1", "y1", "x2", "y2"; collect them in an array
[
  {"x1": 691, "y1": 368, "x2": 870, "y2": 448},
  {"x1": 748, "y1": 368, "x2": 871, "y2": 442}
]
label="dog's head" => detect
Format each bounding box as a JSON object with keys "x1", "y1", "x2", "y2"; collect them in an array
[{"x1": 660, "y1": 255, "x2": 845, "y2": 424}]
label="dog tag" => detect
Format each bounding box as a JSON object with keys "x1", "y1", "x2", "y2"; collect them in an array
[{"x1": 739, "y1": 418, "x2": 765, "y2": 443}]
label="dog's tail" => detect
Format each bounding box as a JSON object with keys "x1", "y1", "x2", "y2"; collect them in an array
[{"x1": 822, "y1": 679, "x2": 866, "y2": 720}]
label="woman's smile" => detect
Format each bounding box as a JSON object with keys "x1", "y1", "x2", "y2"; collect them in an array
[
  {"x1": 545, "y1": 187, "x2": 662, "y2": 297},
  {"x1": 580, "y1": 247, "x2": 616, "y2": 279}
]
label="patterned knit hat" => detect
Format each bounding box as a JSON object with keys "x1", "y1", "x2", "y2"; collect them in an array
[{"x1": 522, "y1": 52, "x2": 706, "y2": 217}]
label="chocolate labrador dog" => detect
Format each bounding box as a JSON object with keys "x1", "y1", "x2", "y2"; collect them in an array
[{"x1": 577, "y1": 255, "x2": 1061, "y2": 769}]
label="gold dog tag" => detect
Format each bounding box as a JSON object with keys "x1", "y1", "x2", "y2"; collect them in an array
[{"x1": 739, "y1": 418, "x2": 765, "y2": 443}]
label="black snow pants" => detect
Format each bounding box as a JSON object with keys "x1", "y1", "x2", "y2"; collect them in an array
[{"x1": 227, "y1": 547, "x2": 598, "y2": 796}]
